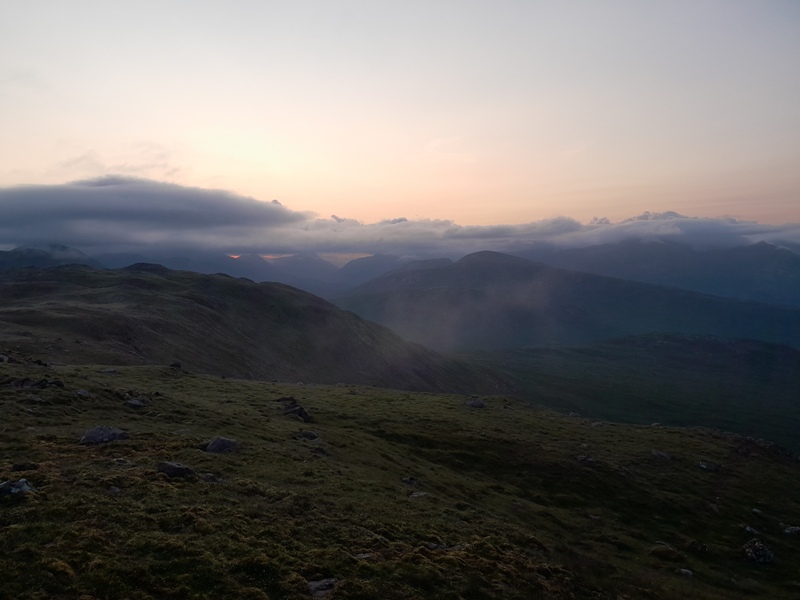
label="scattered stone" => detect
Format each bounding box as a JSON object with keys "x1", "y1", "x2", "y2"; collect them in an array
[
  {"x1": 157, "y1": 462, "x2": 195, "y2": 478},
  {"x1": 199, "y1": 472, "x2": 221, "y2": 483},
  {"x1": 11, "y1": 462, "x2": 39, "y2": 472},
  {"x1": 310, "y1": 447, "x2": 331, "y2": 457},
  {"x1": 295, "y1": 430, "x2": 319, "y2": 441},
  {"x1": 79, "y1": 426, "x2": 128, "y2": 445},
  {"x1": 0, "y1": 478, "x2": 35, "y2": 496},
  {"x1": 124, "y1": 398, "x2": 147, "y2": 409},
  {"x1": 698, "y1": 461, "x2": 720, "y2": 472},
  {"x1": 579, "y1": 443, "x2": 590, "y2": 449},
  {"x1": 784, "y1": 526, "x2": 800, "y2": 535},
  {"x1": 708, "y1": 503, "x2": 721, "y2": 515},
  {"x1": 676, "y1": 569, "x2": 694, "y2": 578},
  {"x1": 577, "y1": 455, "x2": 596, "y2": 466},
  {"x1": 568, "y1": 411, "x2": 581, "y2": 417},
  {"x1": 590, "y1": 421, "x2": 603, "y2": 427},
  {"x1": 589, "y1": 514, "x2": 601, "y2": 520},
  {"x1": 75, "y1": 389, "x2": 91, "y2": 398},
  {"x1": 106, "y1": 486, "x2": 122, "y2": 496},
  {"x1": 410, "y1": 491, "x2": 428, "y2": 498},
  {"x1": 741, "y1": 524, "x2": 760, "y2": 535},
  {"x1": 169, "y1": 361, "x2": 182, "y2": 369},
  {"x1": 205, "y1": 436, "x2": 239, "y2": 454},
  {"x1": 464, "y1": 398, "x2": 485, "y2": 408},
  {"x1": 651, "y1": 423, "x2": 662, "y2": 428},
  {"x1": 752, "y1": 508, "x2": 763, "y2": 516},
  {"x1": 354, "y1": 553, "x2": 372, "y2": 560},
  {"x1": 742, "y1": 538, "x2": 773, "y2": 563},
  {"x1": 0, "y1": 354, "x2": 8, "y2": 363},
  {"x1": 284, "y1": 402, "x2": 312, "y2": 422},
  {"x1": 401, "y1": 477, "x2": 420, "y2": 487},
  {"x1": 651, "y1": 450, "x2": 671, "y2": 461},
  {"x1": 688, "y1": 540, "x2": 710, "y2": 555},
  {"x1": 307, "y1": 578, "x2": 336, "y2": 597},
  {"x1": 99, "y1": 368, "x2": 119, "y2": 374}
]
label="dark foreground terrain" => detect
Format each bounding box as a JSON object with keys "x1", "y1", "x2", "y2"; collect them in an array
[{"x1": 2, "y1": 352, "x2": 800, "y2": 599}]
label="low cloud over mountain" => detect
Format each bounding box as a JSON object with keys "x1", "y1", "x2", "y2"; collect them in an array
[{"x1": 1, "y1": 177, "x2": 799, "y2": 257}]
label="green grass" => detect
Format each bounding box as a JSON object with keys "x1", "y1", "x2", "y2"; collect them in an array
[{"x1": 3, "y1": 357, "x2": 800, "y2": 599}]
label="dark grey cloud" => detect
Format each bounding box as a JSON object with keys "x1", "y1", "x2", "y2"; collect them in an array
[
  {"x1": 0, "y1": 177, "x2": 798, "y2": 258},
  {"x1": 0, "y1": 177, "x2": 308, "y2": 252}
]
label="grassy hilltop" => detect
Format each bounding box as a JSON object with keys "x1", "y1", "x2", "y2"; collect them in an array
[{"x1": 2, "y1": 355, "x2": 800, "y2": 599}]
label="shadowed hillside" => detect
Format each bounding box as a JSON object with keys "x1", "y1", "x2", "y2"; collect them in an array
[
  {"x1": 336, "y1": 251, "x2": 800, "y2": 352},
  {"x1": 520, "y1": 240, "x2": 800, "y2": 308},
  {"x1": 0, "y1": 264, "x2": 508, "y2": 394}
]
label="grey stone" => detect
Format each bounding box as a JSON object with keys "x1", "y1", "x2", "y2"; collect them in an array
[
  {"x1": 157, "y1": 462, "x2": 195, "y2": 478},
  {"x1": 742, "y1": 539, "x2": 773, "y2": 563},
  {"x1": 308, "y1": 578, "x2": 337, "y2": 597},
  {"x1": 0, "y1": 478, "x2": 34, "y2": 495},
  {"x1": 464, "y1": 398, "x2": 485, "y2": 408},
  {"x1": 99, "y1": 368, "x2": 119, "y2": 374},
  {"x1": 698, "y1": 461, "x2": 720, "y2": 471},
  {"x1": 295, "y1": 430, "x2": 318, "y2": 441},
  {"x1": 651, "y1": 450, "x2": 671, "y2": 461},
  {"x1": 124, "y1": 398, "x2": 147, "y2": 409},
  {"x1": 75, "y1": 389, "x2": 91, "y2": 398},
  {"x1": 577, "y1": 455, "x2": 596, "y2": 466},
  {"x1": 676, "y1": 569, "x2": 693, "y2": 578},
  {"x1": 205, "y1": 436, "x2": 239, "y2": 453},
  {"x1": 784, "y1": 526, "x2": 800, "y2": 535},
  {"x1": 79, "y1": 426, "x2": 128, "y2": 445}
]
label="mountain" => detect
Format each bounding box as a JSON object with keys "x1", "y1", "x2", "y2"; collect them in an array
[
  {"x1": 518, "y1": 240, "x2": 800, "y2": 307},
  {"x1": 267, "y1": 253, "x2": 339, "y2": 282},
  {"x1": 336, "y1": 251, "x2": 800, "y2": 352},
  {"x1": 0, "y1": 245, "x2": 104, "y2": 270},
  {"x1": 335, "y1": 253, "x2": 408, "y2": 287},
  {"x1": 0, "y1": 264, "x2": 508, "y2": 393}
]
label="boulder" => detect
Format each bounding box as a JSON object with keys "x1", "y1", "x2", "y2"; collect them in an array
[
  {"x1": 308, "y1": 578, "x2": 337, "y2": 597},
  {"x1": 157, "y1": 462, "x2": 194, "y2": 478},
  {"x1": 79, "y1": 426, "x2": 128, "y2": 445},
  {"x1": 464, "y1": 397, "x2": 485, "y2": 409},
  {"x1": 742, "y1": 539, "x2": 773, "y2": 563},
  {"x1": 0, "y1": 478, "x2": 35, "y2": 496},
  {"x1": 205, "y1": 436, "x2": 239, "y2": 454}
]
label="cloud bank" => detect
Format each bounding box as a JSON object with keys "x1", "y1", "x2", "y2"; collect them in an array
[{"x1": 1, "y1": 177, "x2": 799, "y2": 258}]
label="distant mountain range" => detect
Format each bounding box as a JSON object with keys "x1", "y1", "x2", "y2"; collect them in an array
[
  {"x1": 0, "y1": 264, "x2": 509, "y2": 394},
  {"x1": 0, "y1": 244, "x2": 103, "y2": 270},
  {"x1": 336, "y1": 250, "x2": 800, "y2": 351},
  {"x1": 517, "y1": 239, "x2": 800, "y2": 307}
]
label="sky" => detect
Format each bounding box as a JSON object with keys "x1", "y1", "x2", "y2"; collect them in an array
[{"x1": 1, "y1": 1, "x2": 798, "y2": 252}]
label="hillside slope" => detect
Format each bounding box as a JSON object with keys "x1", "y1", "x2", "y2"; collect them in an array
[
  {"x1": 1, "y1": 359, "x2": 799, "y2": 599},
  {"x1": 336, "y1": 251, "x2": 800, "y2": 351},
  {"x1": 0, "y1": 264, "x2": 507, "y2": 394}
]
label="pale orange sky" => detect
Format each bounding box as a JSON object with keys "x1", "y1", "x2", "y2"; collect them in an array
[{"x1": 1, "y1": 1, "x2": 798, "y2": 226}]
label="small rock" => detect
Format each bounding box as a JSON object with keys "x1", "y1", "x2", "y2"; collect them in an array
[
  {"x1": 205, "y1": 436, "x2": 239, "y2": 454},
  {"x1": 0, "y1": 354, "x2": 9, "y2": 363},
  {"x1": 354, "y1": 553, "x2": 372, "y2": 560},
  {"x1": 752, "y1": 508, "x2": 763, "y2": 516},
  {"x1": 464, "y1": 398, "x2": 485, "y2": 409},
  {"x1": 124, "y1": 398, "x2": 147, "y2": 409},
  {"x1": 199, "y1": 472, "x2": 221, "y2": 483},
  {"x1": 401, "y1": 477, "x2": 420, "y2": 487},
  {"x1": 568, "y1": 411, "x2": 580, "y2": 417},
  {"x1": 651, "y1": 422, "x2": 662, "y2": 427},
  {"x1": 106, "y1": 486, "x2": 122, "y2": 496},
  {"x1": 698, "y1": 461, "x2": 720, "y2": 472},
  {"x1": 308, "y1": 578, "x2": 337, "y2": 597},
  {"x1": 784, "y1": 526, "x2": 800, "y2": 535},
  {"x1": 590, "y1": 421, "x2": 603, "y2": 427},
  {"x1": 99, "y1": 368, "x2": 119, "y2": 374},
  {"x1": 742, "y1": 538, "x2": 773, "y2": 563},
  {"x1": 169, "y1": 361, "x2": 182, "y2": 369},
  {"x1": 589, "y1": 514, "x2": 601, "y2": 520},
  {"x1": 0, "y1": 478, "x2": 35, "y2": 496},
  {"x1": 577, "y1": 455, "x2": 596, "y2": 466},
  {"x1": 741, "y1": 524, "x2": 760, "y2": 535},
  {"x1": 284, "y1": 403, "x2": 311, "y2": 422},
  {"x1": 75, "y1": 389, "x2": 91, "y2": 398},
  {"x1": 410, "y1": 491, "x2": 428, "y2": 498},
  {"x1": 295, "y1": 430, "x2": 318, "y2": 441},
  {"x1": 651, "y1": 450, "x2": 671, "y2": 461},
  {"x1": 676, "y1": 569, "x2": 693, "y2": 578},
  {"x1": 310, "y1": 447, "x2": 331, "y2": 457},
  {"x1": 79, "y1": 426, "x2": 128, "y2": 445},
  {"x1": 157, "y1": 462, "x2": 195, "y2": 478}
]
